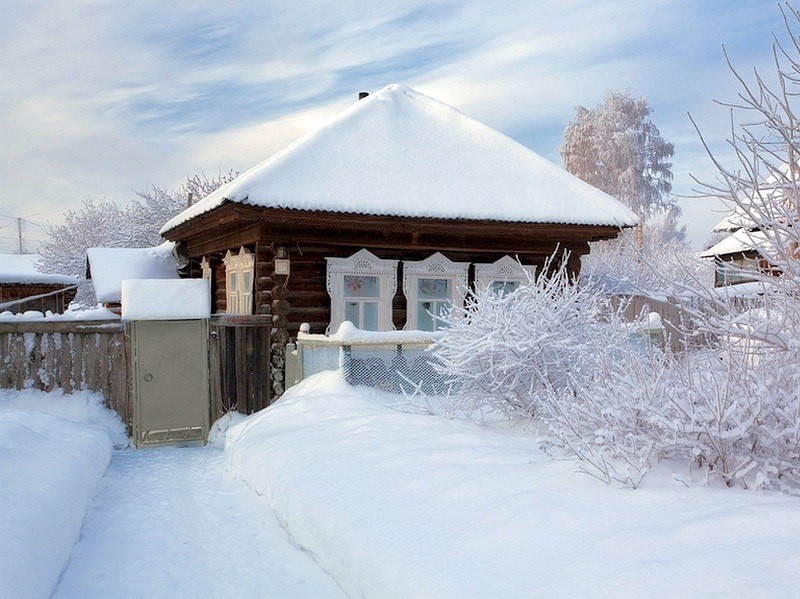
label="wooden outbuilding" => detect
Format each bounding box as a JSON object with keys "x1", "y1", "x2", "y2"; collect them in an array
[
  {"x1": 0, "y1": 254, "x2": 77, "y2": 314},
  {"x1": 160, "y1": 84, "x2": 637, "y2": 400}
]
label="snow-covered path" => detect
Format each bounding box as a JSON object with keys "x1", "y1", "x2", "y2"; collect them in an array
[{"x1": 54, "y1": 447, "x2": 346, "y2": 598}]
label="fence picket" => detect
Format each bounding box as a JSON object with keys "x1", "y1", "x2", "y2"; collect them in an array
[{"x1": 0, "y1": 321, "x2": 128, "y2": 421}]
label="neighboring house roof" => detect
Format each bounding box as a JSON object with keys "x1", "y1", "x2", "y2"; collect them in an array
[
  {"x1": 87, "y1": 243, "x2": 179, "y2": 303},
  {"x1": 0, "y1": 254, "x2": 78, "y2": 285},
  {"x1": 161, "y1": 84, "x2": 638, "y2": 234},
  {"x1": 711, "y1": 211, "x2": 755, "y2": 233},
  {"x1": 699, "y1": 227, "x2": 784, "y2": 261}
]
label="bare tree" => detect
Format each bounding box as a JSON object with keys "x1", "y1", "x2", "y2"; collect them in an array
[
  {"x1": 129, "y1": 169, "x2": 238, "y2": 247},
  {"x1": 687, "y1": 3, "x2": 800, "y2": 350},
  {"x1": 38, "y1": 169, "x2": 237, "y2": 306}
]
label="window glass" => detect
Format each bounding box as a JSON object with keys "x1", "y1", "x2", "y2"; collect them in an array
[
  {"x1": 418, "y1": 301, "x2": 435, "y2": 330},
  {"x1": 345, "y1": 301, "x2": 360, "y2": 324},
  {"x1": 243, "y1": 271, "x2": 252, "y2": 292},
  {"x1": 418, "y1": 278, "x2": 450, "y2": 299},
  {"x1": 344, "y1": 275, "x2": 379, "y2": 298},
  {"x1": 490, "y1": 280, "x2": 520, "y2": 296},
  {"x1": 229, "y1": 272, "x2": 237, "y2": 291},
  {"x1": 227, "y1": 294, "x2": 239, "y2": 314},
  {"x1": 362, "y1": 301, "x2": 379, "y2": 330}
]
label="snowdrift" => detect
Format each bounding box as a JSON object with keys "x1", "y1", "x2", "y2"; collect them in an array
[
  {"x1": 227, "y1": 373, "x2": 800, "y2": 597},
  {"x1": 0, "y1": 389, "x2": 121, "y2": 598}
]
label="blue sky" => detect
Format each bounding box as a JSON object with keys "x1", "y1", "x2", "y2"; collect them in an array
[{"x1": 0, "y1": 0, "x2": 784, "y2": 252}]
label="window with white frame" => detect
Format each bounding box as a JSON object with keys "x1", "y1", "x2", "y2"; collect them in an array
[
  {"x1": 326, "y1": 249, "x2": 398, "y2": 333},
  {"x1": 474, "y1": 256, "x2": 535, "y2": 297},
  {"x1": 403, "y1": 252, "x2": 468, "y2": 331},
  {"x1": 223, "y1": 248, "x2": 255, "y2": 314}
]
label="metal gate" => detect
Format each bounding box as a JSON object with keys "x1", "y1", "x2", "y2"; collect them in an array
[{"x1": 129, "y1": 319, "x2": 209, "y2": 447}]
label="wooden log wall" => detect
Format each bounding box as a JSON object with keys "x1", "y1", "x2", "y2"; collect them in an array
[
  {"x1": 271, "y1": 242, "x2": 588, "y2": 337},
  {"x1": 0, "y1": 320, "x2": 130, "y2": 425},
  {"x1": 211, "y1": 252, "x2": 226, "y2": 313}
]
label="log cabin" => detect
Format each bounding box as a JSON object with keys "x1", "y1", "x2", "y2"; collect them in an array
[{"x1": 160, "y1": 84, "x2": 638, "y2": 399}]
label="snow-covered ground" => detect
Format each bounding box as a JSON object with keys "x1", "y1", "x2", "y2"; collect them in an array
[
  {"x1": 4, "y1": 376, "x2": 800, "y2": 597},
  {"x1": 227, "y1": 372, "x2": 800, "y2": 597},
  {"x1": 0, "y1": 389, "x2": 124, "y2": 599},
  {"x1": 54, "y1": 446, "x2": 345, "y2": 598}
]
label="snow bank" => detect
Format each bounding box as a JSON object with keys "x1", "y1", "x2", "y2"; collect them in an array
[
  {"x1": 121, "y1": 278, "x2": 210, "y2": 321},
  {"x1": 227, "y1": 373, "x2": 800, "y2": 597},
  {"x1": 0, "y1": 389, "x2": 120, "y2": 598}
]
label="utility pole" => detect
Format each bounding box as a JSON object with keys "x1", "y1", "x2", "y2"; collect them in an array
[{"x1": 17, "y1": 218, "x2": 23, "y2": 254}]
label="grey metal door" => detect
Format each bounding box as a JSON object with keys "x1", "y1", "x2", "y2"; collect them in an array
[{"x1": 130, "y1": 319, "x2": 209, "y2": 446}]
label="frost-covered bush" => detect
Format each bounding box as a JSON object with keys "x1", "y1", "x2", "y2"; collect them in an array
[
  {"x1": 538, "y1": 335, "x2": 669, "y2": 488},
  {"x1": 662, "y1": 346, "x2": 800, "y2": 491},
  {"x1": 435, "y1": 258, "x2": 800, "y2": 493},
  {"x1": 432, "y1": 259, "x2": 650, "y2": 419}
]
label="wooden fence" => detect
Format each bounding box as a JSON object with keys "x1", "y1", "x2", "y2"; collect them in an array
[
  {"x1": 209, "y1": 315, "x2": 271, "y2": 422},
  {"x1": 0, "y1": 320, "x2": 130, "y2": 424}
]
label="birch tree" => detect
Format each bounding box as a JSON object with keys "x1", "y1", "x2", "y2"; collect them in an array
[{"x1": 561, "y1": 90, "x2": 675, "y2": 220}]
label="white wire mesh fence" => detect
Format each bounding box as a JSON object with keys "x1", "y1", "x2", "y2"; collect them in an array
[{"x1": 288, "y1": 333, "x2": 457, "y2": 395}]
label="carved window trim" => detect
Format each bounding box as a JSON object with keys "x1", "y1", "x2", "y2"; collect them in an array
[
  {"x1": 474, "y1": 255, "x2": 535, "y2": 295},
  {"x1": 403, "y1": 252, "x2": 469, "y2": 331},
  {"x1": 200, "y1": 256, "x2": 212, "y2": 280},
  {"x1": 223, "y1": 247, "x2": 255, "y2": 314},
  {"x1": 326, "y1": 249, "x2": 398, "y2": 333}
]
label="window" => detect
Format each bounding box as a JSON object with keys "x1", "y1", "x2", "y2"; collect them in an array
[
  {"x1": 223, "y1": 248, "x2": 255, "y2": 314},
  {"x1": 475, "y1": 256, "x2": 535, "y2": 296},
  {"x1": 403, "y1": 252, "x2": 468, "y2": 331},
  {"x1": 326, "y1": 249, "x2": 398, "y2": 333}
]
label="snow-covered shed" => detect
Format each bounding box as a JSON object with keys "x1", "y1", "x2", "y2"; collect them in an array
[
  {"x1": 0, "y1": 254, "x2": 78, "y2": 314},
  {"x1": 86, "y1": 243, "x2": 180, "y2": 311},
  {"x1": 159, "y1": 84, "x2": 637, "y2": 398}
]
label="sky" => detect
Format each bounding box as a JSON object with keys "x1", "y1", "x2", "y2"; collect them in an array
[{"x1": 0, "y1": 0, "x2": 786, "y2": 253}]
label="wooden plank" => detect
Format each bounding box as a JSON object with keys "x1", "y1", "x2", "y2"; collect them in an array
[
  {"x1": 60, "y1": 333, "x2": 74, "y2": 393},
  {"x1": 234, "y1": 325, "x2": 247, "y2": 413},
  {"x1": 13, "y1": 335, "x2": 25, "y2": 390},
  {"x1": 0, "y1": 334, "x2": 10, "y2": 387},
  {"x1": 209, "y1": 323, "x2": 224, "y2": 422},
  {"x1": 72, "y1": 333, "x2": 84, "y2": 390}
]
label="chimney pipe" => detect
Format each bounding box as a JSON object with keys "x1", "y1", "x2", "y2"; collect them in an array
[
  {"x1": 358, "y1": 92, "x2": 369, "y2": 100},
  {"x1": 187, "y1": 192, "x2": 194, "y2": 208}
]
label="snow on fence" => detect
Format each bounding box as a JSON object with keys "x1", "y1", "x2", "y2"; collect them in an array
[
  {"x1": 0, "y1": 320, "x2": 130, "y2": 424},
  {"x1": 287, "y1": 325, "x2": 455, "y2": 395},
  {"x1": 612, "y1": 294, "x2": 687, "y2": 353}
]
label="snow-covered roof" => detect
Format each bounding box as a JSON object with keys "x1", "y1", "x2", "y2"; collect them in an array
[
  {"x1": 699, "y1": 228, "x2": 772, "y2": 259},
  {"x1": 161, "y1": 84, "x2": 638, "y2": 234},
  {"x1": 0, "y1": 254, "x2": 78, "y2": 285},
  {"x1": 711, "y1": 211, "x2": 755, "y2": 233},
  {"x1": 87, "y1": 243, "x2": 179, "y2": 303}
]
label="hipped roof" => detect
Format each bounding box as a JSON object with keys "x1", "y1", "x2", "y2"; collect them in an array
[{"x1": 161, "y1": 84, "x2": 638, "y2": 234}]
